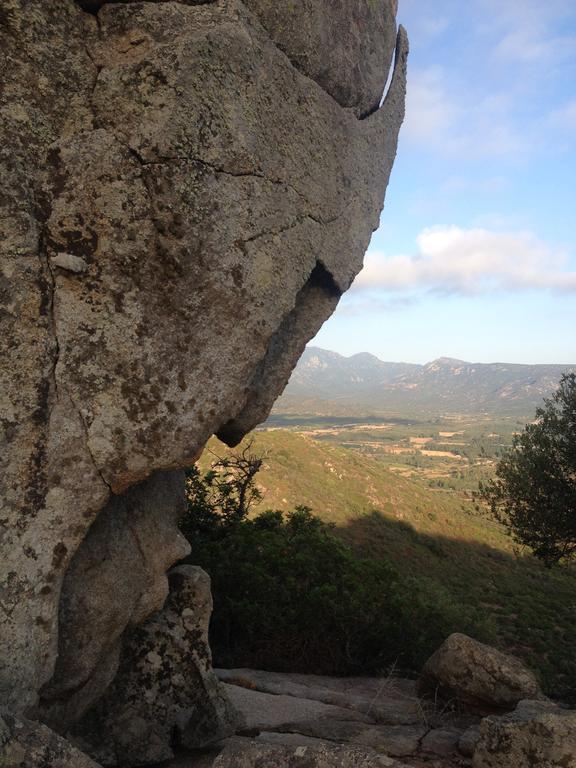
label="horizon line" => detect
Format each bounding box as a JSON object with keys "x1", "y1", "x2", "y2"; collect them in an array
[{"x1": 304, "y1": 345, "x2": 576, "y2": 369}]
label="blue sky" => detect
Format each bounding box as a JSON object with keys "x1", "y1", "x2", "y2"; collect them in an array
[{"x1": 312, "y1": 0, "x2": 576, "y2": 364}]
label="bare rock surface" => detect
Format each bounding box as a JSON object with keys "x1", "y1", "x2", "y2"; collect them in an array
[
  {"x1": 210, "y1": 740, "x2": 405, "y2": 768},
  {"x1": 38, "y1": 471, "x2": 191, "y2": 731},
  {"x1": 419, "y1": 633, "x2": 543, "y2": 714},
  {"x1": 218, "y1": 669, "x2": 483, "y2": 767},
  {"x1": 216, "y1": 668, "x2": 425, "y2": 725},
  {"x1": 223, "y1": 683, "x2": 372, "y2": 734},
  {"x1": 473, "y1": 699, "x2": 576, "y2": 767},
  {"x1": 457, "y1": 726, "x2": 481, "y2": 758},
  {"x1": 242, "y1": 0, "x2": 398, "y2": 117},
  {"x1": 350, "y1": 724, "x2": 428, "y2": 758},
  {"x1": 420, "y1": 728, "x2": 462, "y2": 758},
  {"x1": 72, "y1": 566, "x2": 238, "y2": 766},
  {"x1": 0, "y1": 710, "x2": 100, "y2": 768},
  {"x1": 0, "y1": 0, "x2": 407, "y2": 725}
]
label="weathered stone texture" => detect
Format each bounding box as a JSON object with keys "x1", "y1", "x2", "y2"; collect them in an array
[
  {"x1": 0, "y1": 710, "x2": 100, "y2": 768},
  {"x1": 242, "y1": 0, "x2": 399, "y2": 117},
  {"x1": 0, "y1": 0, "x2": 407, "y2": 742},
  {"x1": 419, "y1": 633, "x2": 543, "y2": 713},
  {"x1": 473, "y1": 699, "x2": 576, "y2": 768},
  {"x1": 37, "y1": 471, "x2": 191, "y2": 731},
  {"x1": 71, "y1": 566, "x2": 239, "y2": 766},
  {"x1": 211, "y1": 740, "x2": 403, "y2": 768}
]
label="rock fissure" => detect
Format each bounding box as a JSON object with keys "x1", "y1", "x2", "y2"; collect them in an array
[
  {"x1": 38, "y1": 235, "x2": 60, "y2": 404},
  {"x1": 67, "y1": 388, "x2": 113, "y2": 496},
  {"x1": 1, "y1": 0, "x2": 408, "y2": 759},
  {"x1": 122, "y1": 149, "x2": 320, "y2": 214}
]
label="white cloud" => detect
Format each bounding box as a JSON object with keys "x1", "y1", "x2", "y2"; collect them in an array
[
  {"x1": 484, "y1": 0, "x2": 576, "y2": 65},
  {"x1": 440, "y1": 175, "x2": 510, "y2": 195},
  {"x1": 550, "y1": 100, "x2": 576, "y2": 132},
  {"x1": 353, "y1": 227, "x2": 576, "y2": 296},
  {"x1": 403, "y1": 68, "x2": 529, "y2": 157},
  {"x1": 403, "y1": 68, "x2": 456, "y2": 145}
]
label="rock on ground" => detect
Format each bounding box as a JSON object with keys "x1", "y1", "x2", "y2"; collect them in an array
[
  {"x1": 458, "y1": 726, "x2": 481, "y2": 758},
  {"x1": 419, "y1": 633, "x2": 543, "y2": 713},
  {"x1": 473, "y1": 699, "x2": 576, "y2": 768},
  {"x1": 0, "y1": 0, "x2": 407, "y2": 729},
  {"x1": 0, "y1": 711, "x2": 99, "y2": 768},
  {"x1": 224, "y1": 683, "x2": 372, "y2": 734},
  {"x1": 211, "y1": 740, "x2": 404, "y2": 767},
  {"x1": 69, "y1": 566, "x2": 238, "y2": 766},
  {"x1": 219, "y1": 669, "x2": 483, "y2": 767},
  {"x1": 216, "y1": 668, "x2": 425, "y2": 725}
]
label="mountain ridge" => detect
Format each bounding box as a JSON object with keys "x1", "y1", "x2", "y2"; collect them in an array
[{"x1": 275, "y1": 346, "x2": 576, "y2": 415}]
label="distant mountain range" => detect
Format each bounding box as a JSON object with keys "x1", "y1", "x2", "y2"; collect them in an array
[{"x1": 273, "y1": 347, "x2": 576, "y2": 416}]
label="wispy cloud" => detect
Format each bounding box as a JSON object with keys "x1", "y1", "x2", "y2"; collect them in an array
[
  {"x1": 483, "y1": 0, "x2": 576, "y2": 66},
  {"x1": 403, "y1": 68, "x2": 529, "y2": 158},
  {"x1": 403, "y1": 67, "x2": 456, "y2": 146},
  {"x1": 352, "y1": 227, "x2": 576, "y2": 297},
  {"x1": 400, "y1": 0, "x2": 576, "y2": 160},
  {"x1": 549, "y1": 100, "x2": 576, "y2": 135}
]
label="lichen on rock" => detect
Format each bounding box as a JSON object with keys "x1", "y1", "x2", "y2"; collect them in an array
[
  {"x1": 0, "y1": 0, "x2": 408, "y2": 759},
  {"x1": 68, "y1": 566, "x2": 239, "y2": 765}
]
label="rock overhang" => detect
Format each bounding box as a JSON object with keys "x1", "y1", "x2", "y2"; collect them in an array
[{"x1": 0, "y1": 0, "x2": 408, "y2": 749}]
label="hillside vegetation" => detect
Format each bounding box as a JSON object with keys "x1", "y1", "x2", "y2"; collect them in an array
[{"x1": 200, "y1": 430, "x2": 576, "y2": 701}]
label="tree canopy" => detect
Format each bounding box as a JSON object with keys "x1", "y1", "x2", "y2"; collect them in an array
[{"x1": 480, "y1": 373, "x2": 576, "y2": 567}]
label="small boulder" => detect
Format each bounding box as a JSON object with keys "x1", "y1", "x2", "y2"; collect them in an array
[
  {"x1": 473, "y1": 699, "x2": 576, "y2": 767},
  {"x1": 419, "y1": 633, "x2": 543, "y2": 713},
  {"x1": 0, "y1": 711, "x2": 100, "y2": 768},
  {"x1": 72, "y1": 566, "x2": 239, "y2": 766}
]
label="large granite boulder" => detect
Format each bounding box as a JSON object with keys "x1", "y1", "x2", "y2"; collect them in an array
[
  {"x1": 71, "y1": 566, "x2": 239, "y2": 766},
  {"x1": 419, "y1": 634, "x2": 543, "y2": 713},
  {"x1": 0, "y1": 711, "x2": 99, "y2": 768},
  {"x1": 0, "y1": 0, "x2": 407, "y2": 752},
  {"x1": 473, "y1": 699, "x2": 576, "y2": 768}
]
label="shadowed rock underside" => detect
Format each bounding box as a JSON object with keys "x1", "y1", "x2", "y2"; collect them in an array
[{"x1": 0, "y1": 0, "x2": 407, "y2": 760}]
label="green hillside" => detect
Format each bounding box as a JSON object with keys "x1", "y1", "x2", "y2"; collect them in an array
[{"x1": 200, "y1": 430, "x2": 576, "y2": 700}]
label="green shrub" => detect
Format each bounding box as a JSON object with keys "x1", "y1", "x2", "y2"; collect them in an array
[
  {"x1": 479, "y1": 373, "x2": 576, "y2": 567},
  {"x1": 180, "y1": 456, "x2": 490, "y2": 675}
]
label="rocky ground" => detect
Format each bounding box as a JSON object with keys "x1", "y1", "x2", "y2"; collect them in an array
[
  {"x1": 4, "y1": 633, "x2": 575, "y2": 766},
  {"x1": 165, "y1": 668, "x2": 482, "y2": 768}
]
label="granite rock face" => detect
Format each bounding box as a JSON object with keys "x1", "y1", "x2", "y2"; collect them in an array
[
  {"x1": 71, "y1": 566, "x2": 239, "y2": 766},
  {"x1": 473, "y1": 699, "x2": 576, "y2": 768},
  {"x1": 242, "y1": 0, "x2": 399, "y2": 117},
  {"x1": 419, "y1": 633, "x2": 543, "y2": 713},
  {"x1": 37, "y1": 471, "x2": 191, "y2": 731},
  {"x1": 0, "y1": 711, "x2": 100, "y2": 768},
  {"x1": 0, "y1": 0, "x2": 407, "y2": 742}
]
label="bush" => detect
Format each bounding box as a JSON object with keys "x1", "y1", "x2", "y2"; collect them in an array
[
  {"x1": 479, "y1": 373, "x2": 576, "y2": 567},
  {"x1": 181, "y1": 454, "x2": 489, "y2": 675}
]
